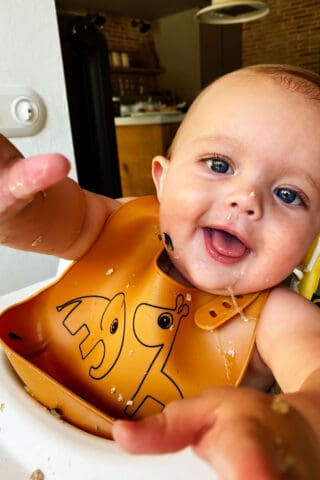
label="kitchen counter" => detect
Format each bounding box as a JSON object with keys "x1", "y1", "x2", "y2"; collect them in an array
[
  {"x1": 115, "y1": 112, "x2": 185, "y2": 126},
  {"x1": 115, "y1": 114, "x2": 183, "y2": 196},
  {"x1": 115, "y1": 112, "x2": 184, "y2": 197}
]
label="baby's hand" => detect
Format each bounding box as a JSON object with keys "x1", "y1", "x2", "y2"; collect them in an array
[
  {"x1": 113, "y1": 387, "x2": 320, "y2": 479},
  {"x1": 0, "y1": 134, "x2": 70, "y2": 223}
]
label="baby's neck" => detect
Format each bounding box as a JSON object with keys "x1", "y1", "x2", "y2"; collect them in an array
[{"x1": 157, "y1": 251, "x2": 193, "y2": 287}]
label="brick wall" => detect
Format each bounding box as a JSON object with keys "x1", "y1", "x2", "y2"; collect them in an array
[
  {"x1": 242, "y1": 0, "x2": 320, "y2": 73},
  {"x1": 103, "y1": 14, "x2": 154, "y2": 65},
  {"x1": 58, "y1": 6, "x2": 160, "y2": 96},
  {"x1": 59, "y1": 7, "x2": 156, "y2": 65}
]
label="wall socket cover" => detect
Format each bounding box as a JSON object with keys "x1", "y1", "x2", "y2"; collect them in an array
[{"x1": 0, "y1": 86, "x2": 47, "y2": 137}]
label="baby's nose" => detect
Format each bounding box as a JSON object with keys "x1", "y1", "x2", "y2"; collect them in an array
[{"x1": 226, "y1": 190, "x2": 262, "y2": 219}]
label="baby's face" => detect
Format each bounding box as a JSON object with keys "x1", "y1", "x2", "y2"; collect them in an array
[{"x1": 153, "y1": 72, "x2": 320, "y2": 295}]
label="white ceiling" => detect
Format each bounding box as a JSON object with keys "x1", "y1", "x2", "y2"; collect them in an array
[{"x1": 57, "y1": 0, "x2": 209, "y2": 20}]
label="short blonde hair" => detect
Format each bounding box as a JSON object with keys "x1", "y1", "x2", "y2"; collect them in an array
[{"x1": 244, "y1": 64, "x2": 320, "y2": 102}]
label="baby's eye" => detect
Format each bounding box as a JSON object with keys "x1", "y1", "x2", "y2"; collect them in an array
[
  {"x1": 274, "y1": 187, "x2": 304, "y2": 206},
  {"x1": 206, "y1": 156, "x2": 233, "y2": 174}
]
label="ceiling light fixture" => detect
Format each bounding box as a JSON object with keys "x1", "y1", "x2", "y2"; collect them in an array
[{"x1": 195, "y1": 0, "x2": 270, "y2": 25}]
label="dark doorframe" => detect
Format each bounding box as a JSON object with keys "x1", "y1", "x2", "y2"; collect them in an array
[{"x1": 200, "y1": 23, "x2": 242, "y2": 88}]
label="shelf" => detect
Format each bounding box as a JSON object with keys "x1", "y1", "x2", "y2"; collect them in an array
[{"x1": 110, "y1": 66, "x2": 165, "y2": 75}]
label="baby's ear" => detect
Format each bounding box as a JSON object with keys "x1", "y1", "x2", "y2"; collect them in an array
[{"x1": 152, "y1": 155, "x2": 169, "y2": 200}]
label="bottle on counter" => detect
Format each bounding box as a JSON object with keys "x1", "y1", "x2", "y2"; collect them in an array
[{"x1": 112, "y1": 96, "x2": 121, "y2": 117}]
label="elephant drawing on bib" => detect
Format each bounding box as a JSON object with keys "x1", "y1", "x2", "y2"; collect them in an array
[{"x1": 57, "y1": 292, "x2": 126, "y2": 379}]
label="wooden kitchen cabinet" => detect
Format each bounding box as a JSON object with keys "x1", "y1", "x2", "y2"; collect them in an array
[{"x1": 115, "y1": 122, "x2": 180, "y2": 197}]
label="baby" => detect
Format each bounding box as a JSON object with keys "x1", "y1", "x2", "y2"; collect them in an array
[{"x1": 1, "y1": 64, "x2": 320, "y2": 478}]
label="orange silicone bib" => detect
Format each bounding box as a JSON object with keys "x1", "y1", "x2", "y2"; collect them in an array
[{"x1": 0, "y1": 196, "x2": 269, "y2": 438}]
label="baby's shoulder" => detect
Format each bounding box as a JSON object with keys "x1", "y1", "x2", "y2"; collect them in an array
[
  {"x1": 264, "y1": 285, "x2": 319, "y2": 316},
  {"x1": 257, "y1": 285, "x2": 320, "y2": 355},
  {"x1": 256, "y1": 285, "x2": 320, "y2": 390},
  {"x1": 260, "y1": 285, "x2": 320, "y2": 330}
]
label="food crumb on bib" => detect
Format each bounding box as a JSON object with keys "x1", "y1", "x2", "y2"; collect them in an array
[{"x1": 31, "y1": 235, "x2": 44, "y2": 247}]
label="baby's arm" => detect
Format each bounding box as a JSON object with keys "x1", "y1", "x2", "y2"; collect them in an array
[
  {"x1": 0, "y1": 135, "x2": 120, "y2": 259},
  {"x1": 113, "y1": 288, "x2": 320, "y2": 478}
]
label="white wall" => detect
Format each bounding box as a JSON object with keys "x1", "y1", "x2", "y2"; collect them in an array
[
  {"x1": 0, "y1": 0, "x2": 76, "y2": 294},
  {"x1": 153, "y1": 9, "x2": 201, "y2": 105}
]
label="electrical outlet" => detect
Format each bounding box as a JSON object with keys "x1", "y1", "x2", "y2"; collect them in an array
[{"x1": 0, "y1": 86, "x2": 46, "y2": 137}]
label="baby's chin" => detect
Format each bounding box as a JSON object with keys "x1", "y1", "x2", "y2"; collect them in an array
[
  {"x1": 177, "y1": 272, "x2": 238, "y2": 296},
  {"x1": 187, "y1": 274, "x2": 266, "y2": 297},
  {"x1": 198, "y1": 277, "x2": 279, "y2": 297},
  {"x1": 195, "y1": 283, "x2": 245, "y2": 297},
  {"x1": 167, "y1": 253, "x2": 277, "y2": 296}
]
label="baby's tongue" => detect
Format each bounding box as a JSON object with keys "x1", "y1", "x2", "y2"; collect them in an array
[{"x1": 211, "y1": 229, "x2": 246, "y2": 258}]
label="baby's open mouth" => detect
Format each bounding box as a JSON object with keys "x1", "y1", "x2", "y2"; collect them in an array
[{"x1": 204, "y1": 228, "x2": 250, "y2": 264}]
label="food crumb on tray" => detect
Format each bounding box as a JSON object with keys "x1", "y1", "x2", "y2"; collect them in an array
[{"x1": 29, "y1": 469, "x2": 45, "y2": 480}]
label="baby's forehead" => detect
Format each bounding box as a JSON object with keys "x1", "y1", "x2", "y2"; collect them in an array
[
  {"x1": 181, "y1": 69, "x2": 320, "y2": 136},
  {"x1": 170, "y1": 72, "x2": 320, "y2": 167},
  {"x1": 169, "y1": 66, "x2": 320, "y2": 159}
]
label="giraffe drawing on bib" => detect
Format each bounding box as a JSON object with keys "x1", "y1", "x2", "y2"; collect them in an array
[{"x1": 125, "y1": 294, "x2": 189, "y2": 417}]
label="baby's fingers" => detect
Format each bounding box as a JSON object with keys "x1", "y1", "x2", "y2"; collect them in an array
[
  {"x1": 113, "y1": 395, "x2": 217, "y2": 454},
  {"x1": 0, "y1": 153, "x2": 70, "y2": 219}
]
